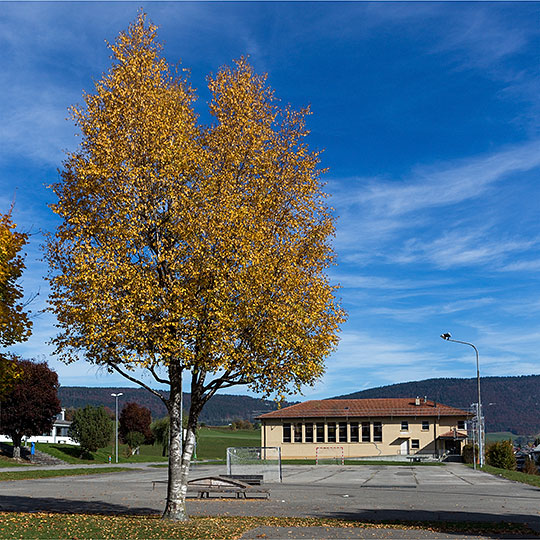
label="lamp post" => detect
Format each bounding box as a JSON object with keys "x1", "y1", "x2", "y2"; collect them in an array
[
  {"x1": 111, "y1": 392, "x2": 123, "y2": 463},
  {"x1": 440, "y1": 333, "x2": 484, "y2": 467}
]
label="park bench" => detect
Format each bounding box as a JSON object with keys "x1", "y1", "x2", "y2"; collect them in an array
[
  {"x1": 406, "y1": 455, "x2": 429, "y2": 463},
  {"x1": 188, "y1": 476, "x2": 269, "y2": 499},
  {"x1": 152, "y1": 476, "x2": 270, "y2": 499}
]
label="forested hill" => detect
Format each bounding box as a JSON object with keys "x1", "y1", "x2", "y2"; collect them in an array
[
  {"x1": 58, "y1": 387, "x2": 281, "y2": 425},
  {"x1": 333, "y1": 375, "x2": 540, "y2": 435}
]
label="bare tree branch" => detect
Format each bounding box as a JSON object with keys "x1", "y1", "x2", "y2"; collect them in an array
[
  {"x1": 150, "y1": 365, "x2": 170, "y2": 385},
  {"x1": 108, "y1": 362, "x2": 168, "y2": 405}
]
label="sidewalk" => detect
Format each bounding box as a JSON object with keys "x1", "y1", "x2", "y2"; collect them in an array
[{"x1": 0, "y1": 461, "x2": 165, "y2": 472}]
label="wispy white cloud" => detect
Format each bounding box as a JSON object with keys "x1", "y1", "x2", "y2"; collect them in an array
[
  {"x1": 433, "y1": 8, "x2": 529, "y2": 68},
  {"x1": 499, "y1": 259, "x2": 540, "y2": 272},
  {"x1": 335, "y1": 141, "x2": 540, "y2": 217},
  {"x1": 331, "y1": 141, "x2": 540, "y2": 271},
  {"x1": 328, "y1": 272, "x2": 453, "y2": 291},
  {"x1": 396, "y1": 228, "x2": 538, "y2": 269},
  {"x1": 371, "y1": 297, "x2": 495, "y2": 323},
  {"x1": 303, "y1": 330, "x2": 483, "y2": 398}
]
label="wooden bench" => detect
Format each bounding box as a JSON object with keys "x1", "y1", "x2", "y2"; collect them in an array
[
  {"x1": 152, "y1": 476, "x2": 270, "y2": 499},
  {"x1": 406, "y1": 455, "x2": 429, "y2": 463},
  {"x1": 188, "y1": 476, "x2": 269, "y2": 499}
]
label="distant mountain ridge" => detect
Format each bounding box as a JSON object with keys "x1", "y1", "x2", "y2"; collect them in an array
[
  {"x1": 58, "y1": 387, "x2": 281, "y2": 425},
  {"x1": 333, "y1": 375, "x2": 540, "y2": 435},
  {"x1": 59, "y1": 374, "x2": 540, "y2": 434}
]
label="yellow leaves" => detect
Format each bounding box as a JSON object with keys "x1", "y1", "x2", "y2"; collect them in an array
[
  {"x1": 46, "y1": 13, "x2": 345, "y2": 399},
  {"x1": 0, "y1": 210, "x2": 31, "y2": 348},
  {"x1": 0, "y1": 355, "x2": 23, "y2": 400}
]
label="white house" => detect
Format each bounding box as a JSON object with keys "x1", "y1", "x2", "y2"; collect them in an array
[{"x1": 0, "y1": 409, "x2": 79, "y2": 445}]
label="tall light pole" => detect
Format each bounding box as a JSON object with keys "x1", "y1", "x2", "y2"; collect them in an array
[
  {"x1": 111, "y1": 392, "x2": 123, "y2": 463},
  {"x1": 440, "y1": 333, "x2": 484, "y2": 467}
]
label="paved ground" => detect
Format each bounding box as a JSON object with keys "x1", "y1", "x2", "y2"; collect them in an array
[{"x1": 1, "y1": 462, "x2": 539, "y2": 538}]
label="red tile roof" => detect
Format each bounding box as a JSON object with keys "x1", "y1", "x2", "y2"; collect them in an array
[
  {"x1": 438, "y1": 430, "x2": 468, "y2": 439},
  {"x1": 259, "y1": 398, "x2": 469, "y2": 419}
]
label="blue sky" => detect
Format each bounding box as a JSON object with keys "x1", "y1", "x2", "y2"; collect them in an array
[{"x1": 2, "y1": 2, "x2": 540, "y2": 400}]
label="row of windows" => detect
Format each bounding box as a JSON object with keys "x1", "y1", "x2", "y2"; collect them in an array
[
  {"x1": 283, "y1": 422, "x2": 383, "y2": 444},
  {"x1": 282, "y1": 420, "x2": 466, "y2": 444},
  {"x1": 400, "y1": 420, "x2": 466, "y2": 431},
  {"x1": 401, "y1": 420, "x2": 429, "y2": 431}
]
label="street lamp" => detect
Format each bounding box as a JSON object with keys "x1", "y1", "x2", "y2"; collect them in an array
[
  {"x1": 111, "y1": 392, "x2": 123, "y2": 463},
  {"x1": 440, "y1": 333, "x2": 484, "y2": 467}
]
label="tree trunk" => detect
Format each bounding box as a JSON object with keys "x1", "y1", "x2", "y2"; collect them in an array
[
  {"x1": 11, "y1": 433, "x2": 22, "y2": 459},
  {"x1": 162, "y1": 366, "x2": 207, "y2": 521},
  {"x1": 162, "y1": 366, "x2": 200, "y2": 521}
]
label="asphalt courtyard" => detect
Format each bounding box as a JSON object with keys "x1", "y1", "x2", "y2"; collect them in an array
[{"x1": 1, "y1": 462, "x2": 540, "y2": 538}]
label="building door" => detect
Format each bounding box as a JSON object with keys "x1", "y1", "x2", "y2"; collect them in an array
[
  {"x1": 400, "y1": 439, "x2": 409, "y2": 455},
  {"x1": 445, "y1": 440, "x2": 460, "y2": 455}
]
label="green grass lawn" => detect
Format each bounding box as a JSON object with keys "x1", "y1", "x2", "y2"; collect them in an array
[
  {"x1": 34, "y1": 442, "x2": 168, "y2": 464},
  {"x1": 27, "y1": 428, "x2": 259, "y2": 465},
  {"x1": 485, "y1": 432, "x2": 518, "y2": 443},
  {"x1": 0, "y1": 467, "x2": 135, "y2": 482},
  {"x1": 0, "y1": 513, "x2": 536, "y2": 539},
  {"x1": 195, "y1": 427, "x2": 261, "y2": 460},
  {"x1": 477, "y1": 464, "x2": 540, "y2": 488}
]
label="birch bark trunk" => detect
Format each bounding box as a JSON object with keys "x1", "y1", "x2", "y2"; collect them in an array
[
  {"x1": 162, "y1": 366, "x2": 186, "y2": 520},
  {"x1": 12, "y1": 440, "x2": 21, "y2": 459}
]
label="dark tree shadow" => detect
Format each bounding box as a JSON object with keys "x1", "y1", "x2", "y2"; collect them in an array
[
  {"x1": 324, "y1": 509, "x2": 540, "y2": 539},
  {"x1": 0, "y1": 494, "x2": 157, "y2": 516}
]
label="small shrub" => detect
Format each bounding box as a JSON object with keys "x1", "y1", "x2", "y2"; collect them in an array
[
  {"x1": 486, "y1": 440, "x2": 516, "y2": 470},
  {"x1": 230, "y1": 419, "x2": 253, "y2": 430},
  {"x1": 462, "y1": 443, "x2": 478, "y2": 464},
  {"x1": 151, "y1": 416, "x2": 169, "y2": 457},
  {"x1": 68, "y1": 405, "x2": 113, "y2": 455},
  {"x1": 124, "y1": 431, "x2": 145, "y2": 456},
  {"x1": 522, "y1": 457, "x2": 539, "y2": 476}
]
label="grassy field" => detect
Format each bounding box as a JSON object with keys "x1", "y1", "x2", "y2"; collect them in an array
[
  {"x1": 486, "y1": 432, "x2": 519, "y2": 443},
  {"x1": 0, "y1": 513, "x2": 536, "y2": 539},
  {"x1": 485, "y1": 432, "x2": 540, "y2": 445},
  {"x1": 7, "y1": 428, "x2": 261, "y2": 465},
  {"x1": 0, "y1": 467, "x2": 135, "y2": 482},
  {"x1": 195, "y1": 427, "x2": 261, "y2": 460},
  {"x1": 0, "y1": 428, "x2": 259, "y2": 466},
  {"x1": 34, "y1": 442, "x2": 168, "y2": 464},
  {"x1": 478, "y1": 464, "x2": 540, "y2": 488}
]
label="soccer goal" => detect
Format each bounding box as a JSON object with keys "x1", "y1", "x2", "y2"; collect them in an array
[
  {"x1": 315, "y1": 446, "x2": 344, "y2": 465},
  {"x1": 226, "y1": 446, "x2": 282, "y2": 482}
]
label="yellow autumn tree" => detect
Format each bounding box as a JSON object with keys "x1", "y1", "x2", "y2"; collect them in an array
[
  {"x1": 0, "y1": 209, "x2": 30, "y2": 397},
  {"x1": 46, "y1": 13, "x2": 345, "y2": 521}
]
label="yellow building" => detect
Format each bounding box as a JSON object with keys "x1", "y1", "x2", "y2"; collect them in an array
[{"x1": 259, "y1": 398, "x2": 470, "y2": 460}]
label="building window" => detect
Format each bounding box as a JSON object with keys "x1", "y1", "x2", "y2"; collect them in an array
[
  {"x1": 327, "y1": 422, "x2": 336, "y2": 442},
  {"x1": 305, "y1": 423, "x2": 313, "y2": 443},
  {"x1": 411, "y1": 439, "x2": 420, "y2": 449},
  {"x1": 373, "y1": 422, "x2": 382, "y2": 442},
  {"x1": 316, "y1": 423, "x2": 324, "y2": 442},
  {"x1": 422, "y1": 420, "x2": 429, "y2": 431},
  {"x1": 338, "y1": 422, "x2": 347, "y2": 442},
  {"x1": 457, "y1": 420, "x2": 466, "y2": 430},
  {"x1": 401, "y1": 421, "x2": 409, "y2": 432},
  {"x1": 361, "y1": 422, "x2": 370, "y2": 442},
  {"x1": 294, "y1": 423, "x2": 302, "y2": 443},
  {"x1": 350, "y1": 422, "x2": 359, "y2": 443},
  {"x1": 283, "y1": 423, "x2": 291, "y2": 443}
]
